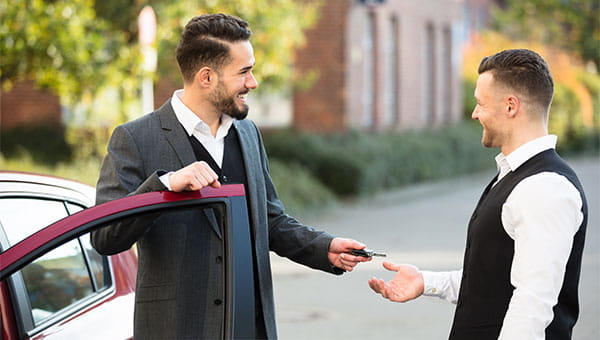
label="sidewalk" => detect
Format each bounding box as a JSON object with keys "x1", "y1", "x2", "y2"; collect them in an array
[{"x1": 272, "y1": 156, "x2": 599, "y2": 339}]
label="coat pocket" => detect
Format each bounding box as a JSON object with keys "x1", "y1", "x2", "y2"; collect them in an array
[{"x1": 136, "y1": 283, "x2": 176, "y2": 302}]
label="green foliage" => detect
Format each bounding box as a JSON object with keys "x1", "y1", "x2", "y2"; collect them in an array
[
  {"x1": 550, "y1": 84, "x2": 583, "y2": 142},
  {"x1": 463, "y1": 78, "x2": 477, "y2": 119},
  {"x1": 263, "y1": 122, "x2": 498, "y2": 197},
  {"x1": 491, "y1": 0, "x2": 600, "y2": 68},
  {"x1": 268, "y1": 159, "x2": 335, "y2": 217},
  {"x1": 65, "y1": 126, "x2": 111, "y2": 162},
  {"x1": 0, "y1": 125, "x2": 72, "y2": 165},
  {"x1": 578, "y1": 71, "x2": 600, "y2": 128},
  {"x1": 0, "y1": 0, "x2": 141, "y2": 119}
]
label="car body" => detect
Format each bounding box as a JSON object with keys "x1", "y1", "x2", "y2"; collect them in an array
[{"x1": 0, "y1": 171, "x2": 248, "y2": 340}]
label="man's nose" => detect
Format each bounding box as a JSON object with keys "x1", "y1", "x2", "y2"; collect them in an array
[
  {"x1": 471, "y1": 106, "x2": 479, "y2": 120},
  {"x1": 246, "y1": 72, "x2": 258, "y2": 89}
]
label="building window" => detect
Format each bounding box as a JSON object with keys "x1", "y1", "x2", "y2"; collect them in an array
[
  {"x1": 443, "y1": 25, "x2": 453, "y2": 123},
  {"x1": 384, "y1": 14, "x2": 400, "y2": 127},
  {"x1": 425, "y1": 22, "x2": 436, "y2": 124},
  {"x1": 362, "y1": 11, "x2": 376, "y2": 128}
]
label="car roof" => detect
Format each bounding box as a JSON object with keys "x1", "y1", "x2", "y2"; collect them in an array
[{"x1": 0, "y1": 171, "x2": 96, "y2": 207}]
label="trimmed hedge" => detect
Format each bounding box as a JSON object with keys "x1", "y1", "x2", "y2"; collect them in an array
[
  {"x1": 268, "y1": 160, "x2": 336, "y2": 216},
  {"x1": 264, "y1": 122, "x2": 498, "y2": 196},
  {"x1": 0, "y1": 125, "x2": 72, "y2": 165}
]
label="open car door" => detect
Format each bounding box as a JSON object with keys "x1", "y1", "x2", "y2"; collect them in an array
[{"x1": 1, "y1": 185, "x2": 249, "y2": 340}]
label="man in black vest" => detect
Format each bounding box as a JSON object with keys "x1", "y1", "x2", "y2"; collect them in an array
[
  {"x1": 92, "y1": 13, "x2": 371, "y2": 339},
  {"x1": 368, "y1": 49, "x2": 588, "y2": 340}
]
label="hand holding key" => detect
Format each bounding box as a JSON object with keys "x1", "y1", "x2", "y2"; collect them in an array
[{"x1": 327, "y1": 238, "x2": 372, "y2": 271}]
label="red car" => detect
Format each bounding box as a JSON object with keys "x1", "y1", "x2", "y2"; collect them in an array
[{"x1": 0, "y1": 172, "x2": 247, "y2": 339}]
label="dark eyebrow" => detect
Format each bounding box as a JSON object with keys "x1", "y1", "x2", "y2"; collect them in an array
[{"x1": 239, "y1": 64, "x2": 254, "y2": 73}]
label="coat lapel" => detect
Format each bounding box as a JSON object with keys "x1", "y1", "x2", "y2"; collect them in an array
[
  {"x1": 232, "y1": 120, "x2": 260, "y2": 234},
  {"x1": 156, "y1": 101, "x2": 196, "y2": 167}
]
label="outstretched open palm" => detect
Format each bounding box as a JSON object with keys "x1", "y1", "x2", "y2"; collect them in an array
[{"x1": 368, "y1": 261, "x2": 424, "y2": 302}]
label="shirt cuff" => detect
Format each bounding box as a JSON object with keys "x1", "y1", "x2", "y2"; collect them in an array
[
  {"x1": 421, "y1": 270, "x2": 445, "y2": 297},
  {"x1": 159, "y1": 171, "x2": 173, "y2": 191}
]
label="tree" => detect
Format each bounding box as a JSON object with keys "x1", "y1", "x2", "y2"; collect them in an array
[
  {"x1": 491, "y1": 0, "x2": 600, "y2": 69},
  {"x1": 1, "y1": 0, "x2": 321, "y2": 126},
  {"x1": 1, "y1": 0, "x2": 143, "y2": 125}
]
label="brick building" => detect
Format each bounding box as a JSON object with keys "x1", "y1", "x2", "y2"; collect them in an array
[
  {"x1": 0, "y1": 81, "x2": 62, "y2": 129},
  {"x1": 294, "y1": 0, "x2": 465, "y2": 133}
]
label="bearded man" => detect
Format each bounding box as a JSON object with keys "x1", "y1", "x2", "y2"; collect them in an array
[{"x1": 92, "y1": 13, "x2": 370, "y2": 340}]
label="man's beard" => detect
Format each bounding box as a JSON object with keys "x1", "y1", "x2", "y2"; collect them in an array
[{"x1": 209, "y1": 81, "x2": 249, "y2": 120}]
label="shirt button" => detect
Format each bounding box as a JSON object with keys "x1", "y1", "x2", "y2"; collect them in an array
[
  {"x1": 216, "y1": 256, "x2": 222, "y2": 264},
  {"x1": 214, "y1": 299, "x2": 222, "y2": 305},
  {"x1": 222, "y1": 175, "x2": 228, "y2": 183},
  {"x1": 426, "y1": 288, "x2": 438, "y2": 294}
]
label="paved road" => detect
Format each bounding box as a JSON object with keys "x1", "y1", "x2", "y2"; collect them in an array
[{"x1": 271, "y1": 156, "x2": 599, "y2": 339}]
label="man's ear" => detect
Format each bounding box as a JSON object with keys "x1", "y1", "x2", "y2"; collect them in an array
[
  {"x1": 195, "y1": 67, "x2": 215, "y2": 88},
  {"x1": 505, "y1": 95, "x2": 521, "y2": 118}
]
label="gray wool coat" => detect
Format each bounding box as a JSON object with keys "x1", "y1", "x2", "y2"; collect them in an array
[{"x1": 91, "y1": 101, "x2": 342, "y2": 339}]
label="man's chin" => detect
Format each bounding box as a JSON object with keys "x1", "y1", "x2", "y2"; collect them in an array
[
  {"x1": 230, "y1": 105, "x2": 249, "y2": 120},
  {"x1": 230, "y1": 110, "x2": 249, "y2": 120}
]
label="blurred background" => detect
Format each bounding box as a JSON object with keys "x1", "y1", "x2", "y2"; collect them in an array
[
  {"x1": 0, "y1": 0, "x2": 598, "y2": 337},
  {"x1": 1, "y1": 0, "x2": 598, "y2": 209}
]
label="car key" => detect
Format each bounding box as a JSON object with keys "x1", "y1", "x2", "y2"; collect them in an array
[{"x1": 350, "y1": 248, "x2": 387, "y2": 258}]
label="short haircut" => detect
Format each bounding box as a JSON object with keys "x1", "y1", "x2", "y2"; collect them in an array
[
  {"x1": 478, "y1": 49, "x2": 554, "y2": 114},
  {"x1": 176, "y1": 13, "x2": 252, "y2": 83}
]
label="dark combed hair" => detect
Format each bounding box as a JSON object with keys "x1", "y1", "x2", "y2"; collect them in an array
[
  {"x1": 176, "y1": 13, "x2": 252, "y2": 83},
  {"x1": 478, "y1": 49, "x2": 554, "y2": 114}
]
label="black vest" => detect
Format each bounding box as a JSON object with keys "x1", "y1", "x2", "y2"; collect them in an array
[
  {"x1": 188, "y1": 126, "x2": 267, "y2": 339},
  {"x1": 449, "y1": 149, "x2": 588, "y2": 340}
]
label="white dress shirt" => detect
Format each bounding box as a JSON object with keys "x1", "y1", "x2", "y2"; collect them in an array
[
  {"x1": 159, "y1": 89, "x2": 233, "y2": 189},
  {"x1": 422, "y1": 135, "x2": 584, "y2": 340}
]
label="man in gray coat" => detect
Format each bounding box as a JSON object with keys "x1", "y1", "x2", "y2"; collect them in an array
[{"x1": 92, "y1": 13, "x2": 370, "y2": 340}]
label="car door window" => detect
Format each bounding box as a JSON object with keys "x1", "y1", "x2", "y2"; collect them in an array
[
  {"x1": 66, "y1": 202, "x2": 109, "y2": 290},
  {"x1": 21, "y1": 239, "x2": 94, "y2": 325},
  {"x1": 0, "y1": 197, "x2": 68, "y2": 245},
  {"x1": 80, "y1": 234, "x2": 109, "y2": 290}
]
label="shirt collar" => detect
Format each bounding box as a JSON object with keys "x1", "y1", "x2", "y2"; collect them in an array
[
  {"x1": 170, "y1": 89, "x2": 233, "y2": 138},
  {"x1": 495, "y1": 135, "x2": 557, "y2": 173}
]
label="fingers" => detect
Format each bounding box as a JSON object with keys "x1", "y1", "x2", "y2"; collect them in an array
[
  {"x1": 340, "y1": 252, "x2": 372, "y2": 263},
  {"x1": 382, "y1": 261, "x2": 402, "y2": 272},
  {"x1": 368, "y1": 278, "x2": 394, "y2": 300},
  {"x1": 329, "y1": 237, "x2": 366, "y2": 252},
  {"x1": 369, "y1": 278, "x2": 386, "y2": 293},
  {"x1": 368, "y1": 277, "x2": 385, "y2": 294},
  {"x1": 337, "y1": 255, "x2": 358, "y2": 272},
  {"x1": 345, "y1": 239, "x2": 367, "y2": 251},
  {"x1": 210, "y1": 179, "x2": 222, "y2": 188},
  {"x1": 190, "y1": 161, "x2": 219, "y2": 189},
  {"x1": 336, "y1": 252, "x2": 372, "y2": 271},
  {"x1": 170, "y1": 161, "x2": 221, "y2": 192}
]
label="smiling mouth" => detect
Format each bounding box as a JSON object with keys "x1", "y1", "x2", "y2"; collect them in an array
[{"x1": 237, "y1": 92, "x2": 248, "y2": 103}]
